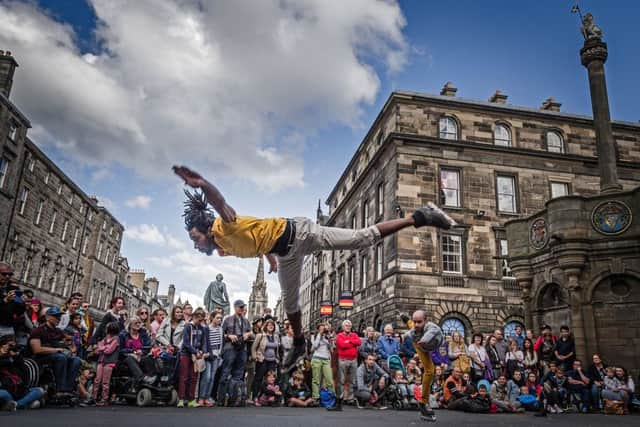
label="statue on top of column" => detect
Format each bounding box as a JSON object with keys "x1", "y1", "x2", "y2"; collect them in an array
[
  {"x1": 581, "y1": 12, "x2": 603, "y2": 41},
  {"x1": 203, "y1": 273, "x2": 230, "y2": 315}
]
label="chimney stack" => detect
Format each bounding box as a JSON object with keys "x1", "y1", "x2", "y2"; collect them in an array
[
  {"x1": 167, "y1": 284, "x2": 176, "y2": 310},
  {"x1": 489, "y1": 90, "x2": 508, "y2": 104},
  {"x1": 541, "y1": 97, "x2": 562, "y2": 112},
  {"x1": 0, "y1": 50, "x2": 18, "y2": 98},
  {"x1": 440, "y1": 81, "x2": 457, "y2": 97}
]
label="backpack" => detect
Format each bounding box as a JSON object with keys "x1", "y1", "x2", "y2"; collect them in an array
[
  {"x1": 228, "y1": 378, "x2": 247, "y2": 406},
  {"x1": 417, "y1": 322, "x2": 444, "y2": 352},
  {"x1": 319, "y1": 388, "x2": 336, "y2": 408}
]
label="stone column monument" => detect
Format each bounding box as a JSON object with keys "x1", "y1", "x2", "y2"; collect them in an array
[{"x1": 203, "y1": 273, "x2": 230, "y2": 315}]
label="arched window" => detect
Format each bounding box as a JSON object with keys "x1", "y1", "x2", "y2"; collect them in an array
[
  {"x1": 441, "y1": 317, "x2": 465, "y2": 337},
  {"x1": 494, "y1": 124, "x2": 511, "y2": 147},
  {"x1": 546, "y1": 131, "x2": 564, "y2": 153},
  {"x1": 504, "y1": 321, "x2": 525, "y2": 340},
  {"x1": 439, "y1": 117, "x2": 458, "y2": 140}
]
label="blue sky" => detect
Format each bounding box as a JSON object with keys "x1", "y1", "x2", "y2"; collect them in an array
[{"x1": 2, "y1": 0, "x2": 638, "y2": 308}]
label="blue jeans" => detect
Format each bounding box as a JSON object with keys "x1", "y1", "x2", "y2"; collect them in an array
[
  {"x1": 198, "y1": 356, "x2": 222, "y2": 400},
  {"x1": 0, "y1": 387, "x2": 44, "y2": 408},
  {"x1": 40, "y1": 353, "x2": 81, "y2": 392},
  {"x1": 217, "y1": 348, "x2": 247, "y2": 402},
  {"x1": 591, "y1": 384, "x2": 602, "y2": 409}
]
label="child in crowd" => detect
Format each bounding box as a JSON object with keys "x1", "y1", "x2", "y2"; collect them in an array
[
  {"x1": 429, "y1": 365, "x2": 445, "y2": 409},
  {"x1": 602, "y1": 367, "x2": 629, "y2": 413},
  {"x1": 77, "y1": 368, "x2": 95, "y2": 404},
  {"x1": 518, "y1": 385, "x2": 538, "y2": 411},
  {"x1": 255, "y1": 371, "x2": 282, "y2": 407},
  {"x1": 92, "y1": 322, "x2": 120, "y2": 406},
  {"x1": 284, "y1": 371, "x2": 313, "y2": 407},
  {"x1": 65, "y1": 313, "x2": 86, "y2": 360},
  {"x1": 393, "y1": 369, "x2": 413, "y2": 405}
]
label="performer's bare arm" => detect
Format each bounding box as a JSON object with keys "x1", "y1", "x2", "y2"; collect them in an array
[
  {"x1": 265, "y1": 254, "x2": 278, "y2": 273},
  {"x1": 173, "y1": 166, "x2": 237, "y2": 222}
]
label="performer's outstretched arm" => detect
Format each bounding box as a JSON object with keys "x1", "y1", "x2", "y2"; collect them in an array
[{"x1": 173, "y1": 165, "x2": 236, "y2": 222}]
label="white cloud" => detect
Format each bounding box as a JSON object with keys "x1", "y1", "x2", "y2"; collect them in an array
[
  {"x1": 96, "y1": 195, "x2": 116, "y2": 211},
  {"x1": 125, "y1": 224, "x2": 166, "y2": 245},
  {"x1": 0, "y1": 0, "x2": 408, "y2": 191},
  {"x1": 125, "y1": 195, "x2": 152, "y2": 209}
]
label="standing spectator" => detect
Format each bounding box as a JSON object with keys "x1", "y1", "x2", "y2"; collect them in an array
[
  {"x1": 537, "y1": 329, "x2": 556, "y2": 376},
  {"x1": 92, "y1": 322, "x2": 120, "y2": 406},
  {"x1": 64, "y1": 313, "x2": 86, "y2": 360},
  {"x1": 430, "y1": 339, "x2": 450, "y2": 373},
  {"x1": 0, "y1": 263, "x2": 26, "y2": 338},
  {"x1": 156, "y1": 306, "x2": 185, "y2": 353},
  {"x1": 0, "y1": 334, "x2": 44, "y2": 410},
  {"x1": 525, "y1": 329, "x2": 535, "y2": 342},
  {"x1": 251, "y1": 318, "x2": 281, "y2": 402},
  {"x1": 486, "y1": 335, "x2": 502, "y2": 380},
  {"x1": 376, "y1": 324, "x2": 399, "y2": 364},
  {"x1": 512, "y1": 325, "x2": 525, "y2": 350},
  {"x1": 80, "y1": 302, "x2": 94, "y2": 348},
  {"x1": 566, "y1": 359, "x2": 591, "y2": 412},
  {"x1": 505, "y1": 339, "x2": 524, "y2": 379},
  {"x1": 198, "y1": 311, "x2": 223, "y2": 407},
  {"x1": 533, "y1": 324, "x2": 556, "y2": 352},
  {"x1": 91, "y1": 297, "x2": 126, "y2": 344},
  {"x1": 310, "y1": 323, "x2": 334, "y2": 403},
  {"x1": 136, "y1": 307, "x2": 151, "y2": 332},
  {"x1": 587, "y1": 353, "x2": 607, "y2": 411},
  {"x1": 358, "y1": 327, "x2": 378, "y2": 362},
  {"x1": 333, "y1": 319, "x2": 361, "y2": 409},
  {"x1": 523, "y1": 338, "x2": 538, "y2": 377},
  {"x1": 149, "y1": 309, "x2": 166, "y2": 339},
  {"x1": 29, "y1": 307, "x2": 81, "y2": 394},
  {"x1": 245, "y1": 318, "x2": 263, "y2": 401},
  {"x1": 493, "y1": 329, "x2": 509, "y2": 368},
  {"x1": 58, "y1": 297, "x2": 86, "y2": 331},
  {"x1": 26, "y1": 299, "x2": 41, "y2": 329},
  {"x1": 554, "y1": 325, "x2": 575, "y2": 372},
  {"x1": 182, "y1": 303, "x2": 193, "y2": 323},
  {"x1": 448, "y1": 332, "x2": 470, "y2": 374},
  {"x1": 280, "y1": 319, "x2": 293, "y2": 365},
  {"x1": 354, "y1": 354, "x2": 389, "y2": 409},
  {"x1": 178, "y1": 308, "x2": 207, "y2": 408},
  {"x1": 467, "y1": 333, "x2": 488, "y2": 381},
  {"x1": 217, "y1": 300, "x2": 252, "y2": 405}
]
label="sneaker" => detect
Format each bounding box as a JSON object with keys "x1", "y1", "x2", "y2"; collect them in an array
[
  {"x1": 204, "y1": 399, "x2": 215, "y2": 407},
  {"x1": 177, "y1": 400, "x2": 185, "y2": 408},
  {"x1": 412, "y1": 202, "x2": 456, "y2": 229},
  {"x1": 554, "y1": 404, "x2": 563, "y2": 413},
  {"x1": 419, "y1": 403, "x2": 436, "y2": 422},
  {"x1": 28, "y1": 400, "x2": 41, "y2": 410},
  {"x1": 283, "y1": 336, "x2": 306, "y2": 372},
  {"x1": 254, "y1": 401, "x2": 262, "y2": 407},
  {"x1": 142, "y1": 375, "x2": 157, "y2": 385},
  {"x1": 187, "y1": 400, "x2": 200, "y2": 408},
  {"x1": 547, "y1": 405, "x2": 556, "y2": 414}
]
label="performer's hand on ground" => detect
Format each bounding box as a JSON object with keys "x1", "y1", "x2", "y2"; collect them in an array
[
  {"x1": 266, "y1": 254, "x2": 278, "y2": 274},
  {"x1": 173, "y1": 165, "x2": 206, "y2": 188}
]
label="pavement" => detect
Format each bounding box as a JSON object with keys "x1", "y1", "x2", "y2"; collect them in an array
[{"x1": 3, "y1": 406, "x2": 639, "y2": 427}]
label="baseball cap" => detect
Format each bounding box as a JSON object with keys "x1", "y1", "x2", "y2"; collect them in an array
[
  {"x1": 45, "y1": 307, "x2": 63, "y2": 317},
  {"x1": 233, "y1": 299, "x2": 246, "y2": 308}
]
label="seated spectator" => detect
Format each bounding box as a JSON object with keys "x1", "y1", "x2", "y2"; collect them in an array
[
  {"x1": 0, "y1": 263, "x2": 26, "y2": 338},
  {"x1": 614, "y1": 367, "x2": 636, "y2": 411},
  {"x1": 119, "y1": 315, "x2": 156, "y2": 386},
  {"x1": 526, "y1": 372, "x2": 542, "y2": 397},
  {"x1": 284, "y1": 371, "x2": 313, "y2": 407},
  {"x1": 554, "y1": 325, "x2": 575, "y2": 372},
  {"x1": 355, "y1": 354, "x2": 389, "y2": 409},
  {"x1": 136, "y1": 307, "x2": 151, "y2": 333},
  {"x1": 602, "y1": 367, "x2": 629, "y2": 414},
  {"x1": 507, "y1": 370, "x2": 525, "y2": 391},
  {"x1": 566, "y1": 359, "x2": 591, "y2": 413},
  {"x1": 392, "y1": 369, "x2": 415, "y2": 404},
  {"x1": 587, "y1": 353, "x2": 606, "y2": 411},
  {"x1": 429, "y1": 365, "x2": 444, "y2": 409},
  {"x1": 255, "y1": 370, "x2": 282, "y2": 407},
  {"x1": 448, "y1": 384, "x2": 491, "y2": 413},
  {"x1": 76, "y1": 367, "x2": 94, "y2": 404},
  {"x1": 489, "y1": 374, "x2": 523, "y2": 413},
  {"x1": 443, "y1": 366, "x2": 466, "y2": 407},
  {"x1": 518, "y1": 385, "x2": 538, "y2": 411},
  {"x1": 25, "y1": 299, "x2": 41, "y2": 329},
  {"x1": 29, "y1": 307, "x2": 81, "y2": 394},
  {"x1": 0, "y1": 334, "x2": 44, "y2": 410}
]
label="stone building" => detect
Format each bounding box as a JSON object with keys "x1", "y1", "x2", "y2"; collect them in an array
[
  {"x1": 114, "y1": 263, "x2": 173, "y2": 318},
  {"x1": 248, "y1": 258, "x2": 269, "y2": 322},
  {"x1": 299, "y1": 254, "x2": 314, "y2": 331},
  {"x1": 304, "y1": 82, "x2": 640, "y2": 337}
]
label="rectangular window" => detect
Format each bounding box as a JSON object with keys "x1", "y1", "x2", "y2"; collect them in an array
[
  {"x1": 550, "y1": 182, "x2": 569, "y2": 199},
  {"x1": 28, "y1": 158, "x2": 35, "y2": 172},
  {"x1": 499, "y1": 239, "x2": 513, "y2": 278},
  {"x1": 109, "y1": 226, "x2": 113, "y2": 236},
  {"x1": 72, "y1": 227, "x2": 80, "y2": 249},
  {"x1": 348, "y1": 264, "x2": 355, "y2": 291},
  {"x1": 97, "y1": 242, "x2": 103, "y2": 260},
  {"x1": 497, "y1": 175, "x2": 517, "y2": 213},
  {"x1": 57, "y1": 184, "x2": 63, "y2": 195},
  {"x1": 102, "y1": 220, "x2": 107, "y2": 231},
  {"x1": 350, "y1": 214, "x2": 357, "y2": 230},
  {"x1": 44, "y1": 171, "x2": 50, "y2": 185},
  {"x1": 339, "y1": 270, "x2": 345, "y2": 292},
  {"x1": 88, "y1": 211, "x2": 93, "y2": 222},
  {"x1": 376, "y1": 182, "x2": 384, "y2": 219},
  {"x1": 360, "y1": 254, "x2": 368, "y2": 289},
  {"x1": 104, "y1": 247, "x2": 110, "y2": 264},
  {"x1": 22, "y1": 258, "x2": 31, "y2": 283},
  {"x1": 375, "y1": 244, "x2": 383, "y2": 280},
  {"x1": 82, "y1": 235, "x2": 89, "y2": 255},
  {"x1": 440, "y1": 169, "x2": 461, "y2": 207},
  {"x1": 61, "y1": 220, "x2": 69, "y2": 242},
  {"x1": 442, "y1": 234, "x2": 463, "y2": 274},
  {"x1": 8, "y1": 122, "x2": 18, "y2": 141},
  {"x1": 18, "y1": 187, "x2": 29, "y2": 215},
  {"x1": 362, "y1": 200, "x2": 369, "y2": 228},
  {"x1": 79, "y1": 203, "x2": 84, "y2": 214},
  {"x1": 0, "y1": 157, "x2": 9, "y2": 189},
  {"x1": 34, "y1": 199, "x2": 45, "y2": 225},
  {"x1": 68, "y1": 191, "x2": 73, "y2": 205},
  {"x1": 49, "y1": 210, "x2": 57, "y2": 234}
]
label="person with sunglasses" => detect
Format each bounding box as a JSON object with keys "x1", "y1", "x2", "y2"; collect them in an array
[{"x1": 0, "y1": 263, "x2": 26, "y2": 338}]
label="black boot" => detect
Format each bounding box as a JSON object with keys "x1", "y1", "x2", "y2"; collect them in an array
[
  {"x1": 327, "y1": 398, "x2": 343, "y2": 411},
  {"x1": 413, "y1": 202, "x2": 456, "y2": 229},
  {"x1": 283, "y1": 336, "x2": 306, "y2": 372},
  {"x1": 419, "y1": 402, "x2": 436, "y2": 422}
]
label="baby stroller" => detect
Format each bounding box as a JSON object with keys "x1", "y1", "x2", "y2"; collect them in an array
[
  {"x1": 111, "y1": 350, "x2": 178, "y2": 407},
  {"x1": 384, "y1": 355, "x2": 417, "y2": 410}
]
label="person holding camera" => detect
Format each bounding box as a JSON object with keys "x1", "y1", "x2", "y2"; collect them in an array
[
  {"x1": 0, "y1": 334, "x2": 45, "y2": 411},
  {"x1": 217, "y1": 300, "x2": 253, "y2": 404},
  {"x1": 310, "y1": 322, "x2": 334, "y2": 402},
  {"x1": 0, "y1": 263, "x2": 26, "y2": 338},
  {"x1": 29, "y1": 307, "x2": 81, "y2": 395}
]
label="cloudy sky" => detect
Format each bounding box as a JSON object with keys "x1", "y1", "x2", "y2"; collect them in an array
[{"x1": 1, "y1": 0, "x2": 639, "y2": 309}]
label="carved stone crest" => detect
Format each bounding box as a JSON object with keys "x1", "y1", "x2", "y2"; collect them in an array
[
  {"x1": 591, "y1": 200, "x2": 632, "y2": 236},
  {"x1": 530, "y1": 217, "x2": 549, "y2": 250}
]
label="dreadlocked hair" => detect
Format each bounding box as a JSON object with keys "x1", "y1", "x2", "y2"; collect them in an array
[{"x1": 183, "y1": 190, "x2": 215, "y2": 233}]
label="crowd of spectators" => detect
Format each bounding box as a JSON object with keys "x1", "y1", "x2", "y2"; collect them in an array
[{"x1": 1, "y1": 261, "x2": 638, "y2": 417}]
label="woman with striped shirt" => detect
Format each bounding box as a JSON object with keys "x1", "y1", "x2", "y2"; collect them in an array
[{"x1": 198, "y1": 311, "x2": 224, "y2": 406}]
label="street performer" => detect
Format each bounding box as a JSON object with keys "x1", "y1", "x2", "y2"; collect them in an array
[{"x1": 173, "y1": 165, "x2": 456, "y2": 372}]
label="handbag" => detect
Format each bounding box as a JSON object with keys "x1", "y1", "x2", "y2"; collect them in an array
[{"x1": 453, "y1": 354, "x2": 471, "y2": 374}]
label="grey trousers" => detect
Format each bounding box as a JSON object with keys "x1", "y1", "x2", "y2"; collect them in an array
[
  {"x1": 277, "y1": 217, "x2": 381, "y2": 314},
  {"x1": 337, "y1": 359, "x2": 358, "y2": 400}
]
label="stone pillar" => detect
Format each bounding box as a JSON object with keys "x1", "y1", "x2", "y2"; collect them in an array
[
  {"x1": 580, "y1": 38, "x2": 622, "y2": 193},
  {"x1": 519, "y1": 279, "x2": 534, "y2": 331},
  {"x1": 566, "y1": 268, "x2": 587, "y2": 361}
]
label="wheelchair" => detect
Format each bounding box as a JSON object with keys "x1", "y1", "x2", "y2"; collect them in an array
[
  {"x1": 110, "y1": 352, "x2": 178, "y2": 407},
  {"x1": 23, "y1": 356, "x2": 79, "y2": 407}
]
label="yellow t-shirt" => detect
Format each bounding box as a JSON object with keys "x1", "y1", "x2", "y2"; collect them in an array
[{"x1": 210, "y1": 216, "x2": 287, "y2": 258}]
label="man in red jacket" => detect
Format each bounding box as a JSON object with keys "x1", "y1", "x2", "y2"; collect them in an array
[{"x1": 328, "y1": 319, "x2": 361, "y2": 411}]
